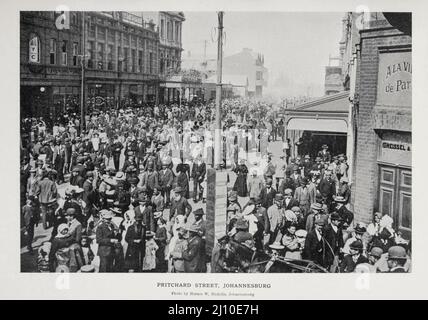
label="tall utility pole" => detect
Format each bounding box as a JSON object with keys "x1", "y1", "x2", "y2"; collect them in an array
[
  {"x1": 80, "y1": 11, "x2": 86, "y2": 134},
  {"x1": 214, "y1": 11, "x2": 224, "y2": 169}
]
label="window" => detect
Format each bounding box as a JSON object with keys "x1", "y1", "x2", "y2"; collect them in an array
[
  {"x1": 107, "y1": 44, "x2": 113, "y2": 70},
  {"x1": 149, "y1": 52, "x2": 153, "y2": 74},
  {"x1": 161, "y1": 19, "x2": 165, "y2": 39},
  {"x1": 167, "y1": 22, "x2": 171, "y2": 40},
  {"x1": 131, "y1": 49, "x2": 136, "y2": 72},
  {"x1": 61, "y1": 41, "x2": 68, "y2": 66},
  {"x1": 123, "y1": 48, "x2": 129, "y2": 71},
  {"x1": 97, "y1": 43, "x2": 104, "y2": 69},
  {"x1": 108, "y1": 29, "x2": 115, "y2": 42},
  {"x1": 89, "y1": 23, "x2": 96, "y2": 38},
  {"x1": 117, "y1": 46, "x2": 122, "y2": 71},
  {"x1": 49, "y1": 39, "x2": 57, "y2": 65},
  {"x1": 138, "y1": 50, "x2": 143, "y2": 73},
  {"x1": 97, "y1": 26, "x2": 105, "y2": 39},
  {"x1": 381, "y1": 168, "x2": 395, "y2": 184},
  {"x1": 71, "y1": 13, "x2": 77, "y2": 26},
  {"x1": 256, "y1": 71, "x2": 263, "y2": 80},
  {"x1": 399, "y1": 192, "x2": 412, "y2": 230},
  {"x1": 72, "y1": 42, "x2": 78, "y2": 66},
  {"x1": 28, "y1": 34, "x2": 40, "y2": 63},
  {"x1": 87, "y1": 41, "x2": 94, "y2": 68},
  {"x1": 175, "y1": 22, "x2": 179, "y2": 43}
]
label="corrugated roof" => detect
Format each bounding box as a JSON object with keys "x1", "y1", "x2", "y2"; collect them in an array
[{"x1": 290, "y1": 91, "x2": 349, "y2": 113}]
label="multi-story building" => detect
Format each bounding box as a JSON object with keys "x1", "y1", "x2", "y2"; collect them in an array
[
  {"x1": 352, "y1": 13, "x2": 412, "y2": 238},
  {"x1": 222, "y1": 48, "x2": 268, "y2": 98},
  {"x1": 20, "y1": 11, "x2": 84, "y2": 120},
  {"x1": 21, "y1": 11, "x2": 187, "y2": 121}
]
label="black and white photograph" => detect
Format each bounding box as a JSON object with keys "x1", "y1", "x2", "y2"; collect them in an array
[{"x1": 18, "y1": 9, "x2": 412, "y2": 275}]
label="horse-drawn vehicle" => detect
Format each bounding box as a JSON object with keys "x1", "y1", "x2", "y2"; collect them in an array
[{"x1": 211, "y1": 235, "x2": 328, "y2": 273}]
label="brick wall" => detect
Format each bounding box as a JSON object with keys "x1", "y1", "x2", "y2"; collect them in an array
[{"x1": 352, "y1": 26, "x2": 411, "y2": 224}]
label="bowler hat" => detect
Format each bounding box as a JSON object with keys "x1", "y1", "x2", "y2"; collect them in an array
[
  {"x1": 86, "y1": 171, "x2": 94, "y2": 178},
  {"x1": 193, "y1": 208, "x2": 205, "y2": 216},
  {"x1": 274, "y1": 194, "x2": 284, "y2": 201},
  {"x1": 128, "y1": 176, "x2": 139, "y2": 185},
  {"x1": 65, "y1": 208, "x2": 76, "y2": 216},
  {"x1": 291, "y1": 206, "x2": 301, "y2": 212},
  {"x1": 322, "y1": 144, "x2": 328, "y2": 149},
  {"x1": 350, "y1": 240, "x2": 364, "y2": 251},
  {"x1": 369, "y1": 247, "x2": 384, "y2": 258},
  {"x1": 330, "y1": 212, "x2": 342, "y2": 221},
  {"x1": 311, "y1": 203, "x2": 322, "y2": 211},
  {"x1": 354, "y1": 225, "x2": 367, "y2": 234},
  {"x1": 388, "y1": 246, "x2": 407, "y2": 260}
]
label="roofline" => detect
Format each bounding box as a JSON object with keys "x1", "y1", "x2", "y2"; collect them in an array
[{"x1": 290, "y1": 91, "x2": 349, "y2": 111}]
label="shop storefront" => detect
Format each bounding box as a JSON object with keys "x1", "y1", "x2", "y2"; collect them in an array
[
  {"x1": 285, "y1": 91, "x2": 351, "y2": 160},
  {"x1": 352, "y1": 17, "x2": 411, "y2": 239}
]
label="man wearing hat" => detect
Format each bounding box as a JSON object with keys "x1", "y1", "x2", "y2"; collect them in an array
[
  {"x1": 337, "y1": 177, "x2": 351, "y2": 205},
  {"x1": 386, "y1": 246, "x2": 408, "y2": 273},
  {"x1": 124, "y1": 213, "x2": 147, "y2": 272},
  {"x1": 191, "y1": 154, "x2": 206, "y2": 203},
  {"x1": 158, "y1": 160, "x2": 174, "y2": 207},
  {"x1": 278, "y1": 169, "x2": 296, "y2": 195},
  {"x1": 267, "y1": 194, "x2": 285, "y2": 245},
  {"x1": 247, "y1": 169, "x2": 264, "y2": 200},
  {"x1": 317, "y1": 144, "x2": 331, "y2": 163},
  {"x1": 342, "y1": 224, "x2": 367, "y2": 255},
  {"x1": 96, "y1": 209, "x2": 121, "y2": 272},
  {"x1": 260, "y1": 178, "x2": 277, "y2": 209},
  {"x1": 318, "y1": 170, "x2": 336, "y2": 211},
  {"x1": 232, "y1": 218, "x2": 254, "y2": 249},
  {"x1": 283, "y1": 188, "x2": 299, "y2": 211},
  {"x1": 324, "y1": 212, "x2": 344, "y2": 272},
  {"x1": 172, "y1": 224, "x2": 206, "y2": 273},
  {"x1": 191, "y1": 208, "x2": 206, "y2": 238},
  {"x1": 368, "y1": 247, "x2": 384, "y2": 272},
  {"x1": 169, "y1": 186, "x2": 192, "y2": 221},
  {"x1": 291, "y1": 165, "x2": 302, "y2": 187},
  {"x1": 333, "y1": 195, "x2": 354, "y2": 229},
  {"x1": 263, "y1": 156, "x2": 276, "y2": 181},
  {"x1": 73, "y1": 155, "x2": 87, "y2": 178},
  {"x1": 340, "y1": 240, "x2": 368, "y2": 273},
  {"x1": 302, "y1": 155, "x2": 313, "y2": 178},
  {"x1": 134, "y1": 193, "x2": 155, "y2": 232},
  {"x1": 305, "y1": 202, "x2": 328, "y2": 233},
  {"x1": 111, "y1": 135, "x2": 123, "y2": 172},
  {"x1": 303, "y1": 217, "x2": 328, "y2": 268},
  {"x1": 37, "y1": 171, "x2": 58, "y2": 230},
  {"x1": 294, "y1": 178, "x2": 312, "y2": 217}
]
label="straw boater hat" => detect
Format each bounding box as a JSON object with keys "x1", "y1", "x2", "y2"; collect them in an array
[
  {"x1": 154, "y1": 211, "x2": 163, "y2": 219},
  {"x1": 311, "y1": 203, "x2": 322, "y2": 211},
  {"x1": 242, "y1": 204, "x2": 255, "y2": 216},
  {"x1": 333, "y1": 195, "x2": 346, "y2": 203},
  {"x1": 269, "y1": 242, "x2": 285, "y2": 250},
  {"x1": 387, "y1": 246, "x2": 407, "y2": 260}
]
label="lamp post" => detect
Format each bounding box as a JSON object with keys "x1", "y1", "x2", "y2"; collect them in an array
[{"x1": 214, "y1": 11, "x2": 224, "y2": 170}]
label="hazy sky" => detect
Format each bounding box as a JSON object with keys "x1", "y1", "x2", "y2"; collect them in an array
[{"x1": 182, "y1": 12, "x2": 344, "y2": 97}]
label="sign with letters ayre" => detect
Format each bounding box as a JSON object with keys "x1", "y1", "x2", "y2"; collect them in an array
[{"x1": 377, "y1": 51, "x2": 412, "y2": 107}]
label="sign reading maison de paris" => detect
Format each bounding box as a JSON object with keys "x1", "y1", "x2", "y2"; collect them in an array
[{"x1": 377, "y1": 51, "x2": 412, "y2": 107}]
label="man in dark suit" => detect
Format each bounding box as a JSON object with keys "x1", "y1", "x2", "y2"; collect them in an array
[
  {"x1": 96, "y1": 210, "x2": 121, "y2": 272},
  {"x1": 340, "y1": 240, "x2": 368, "y2": 273},
  {"x1": 279, "y1": 171, "x2": 296, "y2": 194},
  {"x1": 181, "y1": 225, "x2": 207, "y2": 273},
  {"x1": 333, "y1": 196, "x2": 354, "y2": 229},
  {"x1": 260, "y1": 178, "x2": 276, "y2": 209},
  {"x1": 303, "y1": 218, "x2": 328, "y2": 268},
  {"x1": 82, "y1": 171, "x2": 95, "y2": 221},
  {"x1": 136, "y1": 137, "x2": 146, "y2": 169},
  {"x1": 169, "y1": 186, "x2": 192, "y2": 221},
  {"x1": 283, "y1": 188, "x2": 299, "y2": 211},
  {"x1": 134, "y1": 194, "x2": 155, "y2": 232},
  {"x1": 81, "y1": 137, "x2": 94, "y2": 154},
  {"x1": 291, "y1": 165, "x2": 302, "y2": 187},
  {"x1": 323, "y1": 212, "x2": 344, "y2": 272},
  {"x1": 111, "y1": 135, "x2": 123, "y2": 172},
  {"x1": 158, "y1": 161, "x2": 174, "y2": 207},
  {"x1": 70, "y1": 167, "x2": 85, "y2": 188},
  {"x1": 318, "y1": 170, "x2": 336, "y2": 210},
  {"x1": 317, "y1": 144, "x2": 331, "y2": 163},
  {"x1": 191, "y1": 155, "x2": 206, "y2": 203}
]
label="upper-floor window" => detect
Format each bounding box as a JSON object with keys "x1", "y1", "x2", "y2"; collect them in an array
[
  {"x1": 175, "y1": 22, "x2": 180, "y2": 43},
  {"x1": 61, "y1": 40, "x2": 67, "y2": 66},
  {"x1": 72, "y1": 42, "x2": 78, "y2": 66},
  {"x1": 161, "y1": 19, "x2": 165, "y2": 39},
  {"x1": 49, "y1": 38, "x2": 57, "y2": 65},
  {"x1": 167, "y1": 21, "x2": 171, "y2": 40},
  {"x1": 28, "y1": 34, "x2": 40, "y2": 63}
]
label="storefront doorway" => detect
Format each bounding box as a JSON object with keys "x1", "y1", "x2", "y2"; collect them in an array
[{"x1": 378, "y1": 164, "x2": 412, "y2": 239}]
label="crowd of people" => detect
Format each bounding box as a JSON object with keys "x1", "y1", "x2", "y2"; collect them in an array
[{"x1": 225, "y1": 144, "x2": 411, "y2": 273}]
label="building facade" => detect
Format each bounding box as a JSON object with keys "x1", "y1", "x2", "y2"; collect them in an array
[
  {"x1": 21, "y1": 11, "x2": 84, "y2": 120},
  {"x1": 352, "y1": 13, "x2": 412, "y2": 238},
  {"x1": 21, "y1": 11, "x2": 187, "y2": 121},
  {"x1": 222, "y1": 48, "x2": 268, "y2": 97}
]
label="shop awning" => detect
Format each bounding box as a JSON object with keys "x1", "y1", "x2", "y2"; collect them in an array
[{"x1": 287, "y1": 118, "x2": 348, "y2": 133}]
